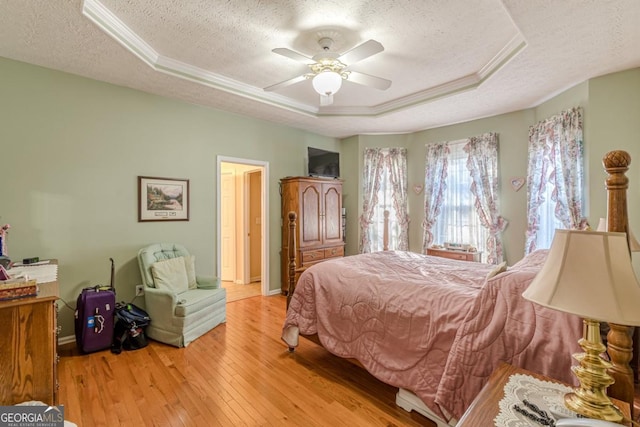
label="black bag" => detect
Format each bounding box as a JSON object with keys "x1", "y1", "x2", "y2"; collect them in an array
[{"x1": 111, "y1": 302, "x2": 151, "y2": 354}]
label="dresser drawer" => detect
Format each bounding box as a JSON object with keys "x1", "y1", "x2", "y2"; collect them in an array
[
  {"x1": 443, "y1": 251, "x2": 469, "y2": 261},
  {"x1": 324, "y1": 246, "x2": 344, "y2": 258},
  {"x1": 427, "y1": 248, "x2": 480, "y2": 262},
  {"x1": 301, "y1": 249, "x2": 325, "y2": 264}
]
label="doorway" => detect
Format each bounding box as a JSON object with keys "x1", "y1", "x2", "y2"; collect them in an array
[{"x1": 217, "y1": 156, "x2": 269, "y2": 300}]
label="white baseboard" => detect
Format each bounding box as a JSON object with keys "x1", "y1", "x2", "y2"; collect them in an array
[{"x1": 58, "y1": 335, "x2": 75, "y2": 346}]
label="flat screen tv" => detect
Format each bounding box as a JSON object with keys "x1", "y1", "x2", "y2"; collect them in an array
[{"x1": 308, "y1": 147, "x2": 340, "y2": 178}]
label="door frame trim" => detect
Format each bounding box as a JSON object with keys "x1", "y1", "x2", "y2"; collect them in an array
[{"x1": 216, "y1": 156, "x2": 269, "y2": 296}]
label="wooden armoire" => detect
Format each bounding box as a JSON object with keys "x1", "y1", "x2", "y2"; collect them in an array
[{"x1": 280, "y1": 176, "x2": 344, "y2": 294}]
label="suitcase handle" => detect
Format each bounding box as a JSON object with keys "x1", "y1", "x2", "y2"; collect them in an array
[{"x1": 109, "y1": 257, "x2": 114, "y2": 289}]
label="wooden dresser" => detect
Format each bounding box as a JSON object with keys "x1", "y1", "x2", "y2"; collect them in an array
[
  {"x1": 280, "y1": 176, "x2": 344, "y2": 294},
  {"x1": 0, "y1": 262, "x2": 59, "y2": 405},
  {"x1": 426, "y1": 247, "x2": 481, "y2": 262}
]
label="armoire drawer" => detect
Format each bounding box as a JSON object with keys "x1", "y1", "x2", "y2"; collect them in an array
[
  {"x1": 301, "y1": 249, "x2": 325, "y2": 264},
  {"x1": 324, "y1": 246, "x2": 344, "y2": 258}
]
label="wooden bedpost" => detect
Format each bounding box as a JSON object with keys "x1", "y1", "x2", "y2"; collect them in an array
[
  {"x1": 286, "y1": 211, "x2": 297, "y2": 310},
  {"x1": 383, "y1": 210, "x2": 390, "y2": 251},
  {"x1": 602, "y1": 150, "x2": 635, "y2": 415}
]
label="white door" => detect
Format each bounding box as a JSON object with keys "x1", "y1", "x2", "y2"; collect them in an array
[{"x1": 221, "y1": 171, "x2": 236, "y2": 282}]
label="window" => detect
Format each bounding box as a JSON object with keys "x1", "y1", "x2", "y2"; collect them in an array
[
  {"x1": 368, "y1": 165, "x2": 399, "y2": 251},
  {"x1": 433, "y1": 141, "x2": 488, "y2": 260},
  {"x1": 525, "y1": 107, "x2": 585, "y2": 253},
  {"x1": 533, "y1": 182, "x2": 566, "y2": 249},
  {"x1": 422, "y1": 133, "x2": 505, "y2": 264},
  {"x1": 360, "y1": 148, "x2": 409, "y2": 253}
]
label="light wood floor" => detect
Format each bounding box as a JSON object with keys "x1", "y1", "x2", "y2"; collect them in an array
[
  {"x1": 58, "y1": 295, "x2": 433, "y2": 427},
  {"x1": 221, "y1": 280, "x2": 261, "y2": 302}
]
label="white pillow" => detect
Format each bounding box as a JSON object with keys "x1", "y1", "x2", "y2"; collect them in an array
[
  {"x1": 151, "y1": 257, "x2": 189, "y2": 294},
  {"x1": 184, "y1": 255, "x2": 197, "y2": 289},
  {"x1": 486, "y1": 261, "x2": 508, "y2": 280}
]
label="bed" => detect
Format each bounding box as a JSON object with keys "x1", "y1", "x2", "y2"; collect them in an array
[{"x1": 281, "y1": 149, "x2": 637, "y2": 425}]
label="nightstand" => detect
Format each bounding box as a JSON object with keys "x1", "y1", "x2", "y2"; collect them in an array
[
  {"x1": 457, "y1": 363, "x2": 631, "y2": 426},
  {"x1": 426, "y1": 247, "x2": 481, "y2": 262}
]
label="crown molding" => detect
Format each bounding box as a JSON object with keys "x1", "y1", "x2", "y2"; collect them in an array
[
  {"x1": 319, "y1": 34, "x2": 526, "y2": 117},
  {"x1": 154, "y1": 56, "x2": 318, "y2": 116},
  {"x1": 82, "y1": 0, "x2": 526, "y2": 119},
  {"x1": 82, "y1": 0, "x2": 158, "y2": 67},
  {"x1": 82, "y1": 0, "x2": 318, "y2": 117}
]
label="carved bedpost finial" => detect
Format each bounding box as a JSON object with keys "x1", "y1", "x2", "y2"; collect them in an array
[{"x1": 603, "y1": 150, "x2": 631, "y2": 171}]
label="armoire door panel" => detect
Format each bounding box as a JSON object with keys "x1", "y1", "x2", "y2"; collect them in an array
[
  {"x1": 300, "y1": 183, "x2": 321, "y2": 247},
  {"x1": 323, "y1": 184, "x2": 343, "y2": 244}
]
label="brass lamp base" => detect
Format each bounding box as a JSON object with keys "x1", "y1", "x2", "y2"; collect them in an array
[
  {"x1": 565, "y1": 392, "x2": 623, "y2": 422},
  {"x1": 564, "y1": 318, "x2": 623, "y2": 423}
]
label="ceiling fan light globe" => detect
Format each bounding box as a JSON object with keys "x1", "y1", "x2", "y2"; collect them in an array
[{"x1": 312, "y1": 71, "x2": 342, "y2": 96}]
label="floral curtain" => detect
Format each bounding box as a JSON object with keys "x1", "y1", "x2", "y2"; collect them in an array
[
  {"x1": 359, "y1": 148, "x2": 385, "y2": 253},
  {"x1": 464, "y1": 133, "x2": 507, "y2": 264},
  {"x1": 422, "y1": 142, "x2": 449, "y2": 251},
  {"x1": 525, "y1": 107, "x2": 585, "y2": 253},
  {"x1": 387, "y1": 148, "x2": 409, "y2": 250},
  {"x1": 524, "y1": 126, "x2": 551, "y2": 254},
  {"x1": 549, "y1": 109, "x2": 586, "y2": 230}
]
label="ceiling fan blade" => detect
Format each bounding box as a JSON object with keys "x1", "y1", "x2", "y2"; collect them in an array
[
  {"x1": 346, "y1": 71, "x2": 391, "y2": 90},
  {"x1": 264, "y1": 74, "x2": 307, "y2": 92},
  {"x1": 337, "y1": 39, "x2": 384, "y2": 65},
  {"x1": 272, "y1": 48, "x2": 315, "y2": 65}
]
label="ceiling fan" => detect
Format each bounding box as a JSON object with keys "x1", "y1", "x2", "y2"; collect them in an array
[{"x1": 264, "y1": 37, "x2": 392, "y2": 106}]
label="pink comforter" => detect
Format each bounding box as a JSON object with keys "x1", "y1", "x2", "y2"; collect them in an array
[{"x1": 282, "y1": 250, "x2": 583, "y2": 422}]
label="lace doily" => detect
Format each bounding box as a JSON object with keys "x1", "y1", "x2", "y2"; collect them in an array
[{"x1": 494, "y1": 373, "x2": 577, "y2": 426}]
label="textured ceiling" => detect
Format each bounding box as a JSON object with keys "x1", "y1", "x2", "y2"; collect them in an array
[{"x1": 1, "y1": 0, "x2": 639, "y2": 138}]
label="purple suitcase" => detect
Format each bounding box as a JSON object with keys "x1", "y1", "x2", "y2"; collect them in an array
[{"x1": 74, "y1": 259, "x2": 116, "y2": 353}]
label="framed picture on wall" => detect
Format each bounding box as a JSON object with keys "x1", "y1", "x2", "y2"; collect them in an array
[{"x1": 138, "y1": 176, "x2": 190, "y2": 222}]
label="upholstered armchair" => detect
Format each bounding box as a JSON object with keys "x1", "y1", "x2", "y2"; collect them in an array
[{"x1": 137, "y1": 243, "x2": 226, "y2": 347}]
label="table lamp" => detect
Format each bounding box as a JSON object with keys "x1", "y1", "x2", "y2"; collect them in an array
[
  {"x1": 596, "y1": 217, "x2": 640, "y2": 251},
  {"x1": 522, "y1": 229, "x2": 640, "y2": 422}
]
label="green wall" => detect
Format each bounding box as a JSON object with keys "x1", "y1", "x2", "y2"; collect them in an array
[
  {"x1": 0, "y1": 57, "x2": 338, "y2": 338},
  {"x1": 343, "y1": 111, "x2": 536, "y2": 263},
  {"x1": 346, "y1": 69, "x2": 639, "y2": 265},
  {"x1": 587, "y1": 68, "x2": 640, "y2": 229},
  {"x1": 408, "y1": 110, "x2": 534, "y2": 263},
  {"x1": 340, "y1": 135, "x2": 361, "y2": 255}
]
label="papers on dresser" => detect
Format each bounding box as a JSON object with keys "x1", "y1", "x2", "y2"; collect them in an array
[{"x1": 8, "y1": 262, "x2": 58, "y2": 284}]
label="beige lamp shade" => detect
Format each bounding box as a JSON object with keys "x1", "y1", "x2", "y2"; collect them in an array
[
  {"x1": 596, "y1": 217, "x2": 640, "y2": 251},
  {"x1": 522, "y1": 229, "x2": 640, "y2": 326}
]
